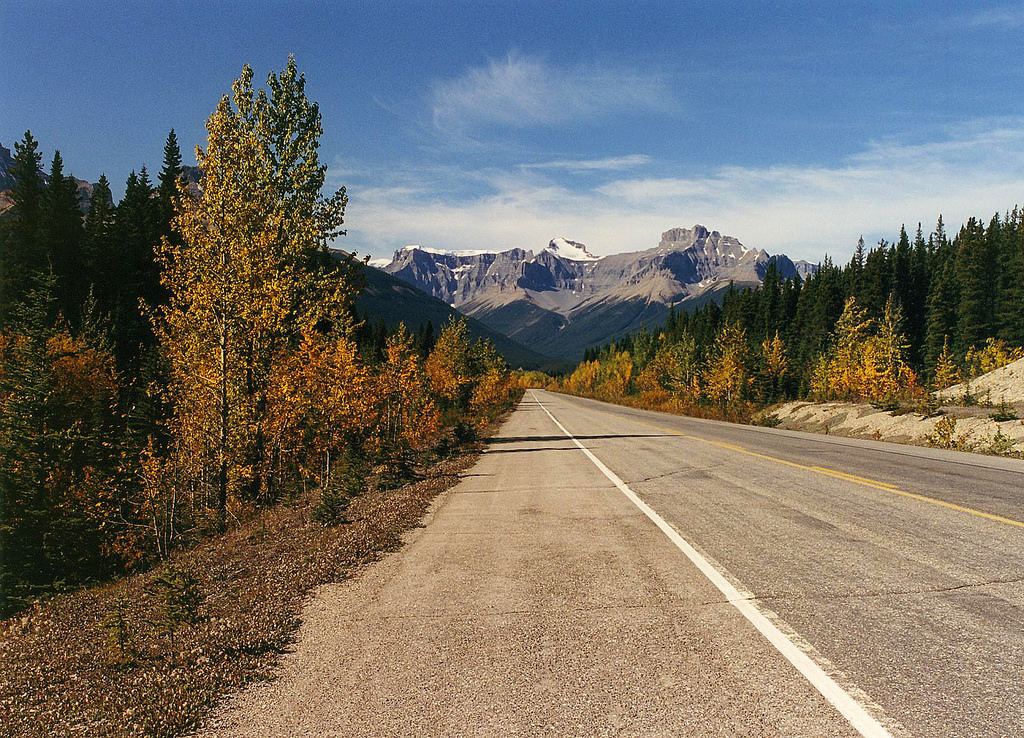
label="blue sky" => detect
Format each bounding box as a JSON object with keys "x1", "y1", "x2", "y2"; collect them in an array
[{"x1": 3, "y1": 1, "x2": 1024, "y2": 261}]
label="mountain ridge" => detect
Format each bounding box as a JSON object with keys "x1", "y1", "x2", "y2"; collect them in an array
[{"x1": 381, "y1": 225, "x2": 815, "y2": 359}]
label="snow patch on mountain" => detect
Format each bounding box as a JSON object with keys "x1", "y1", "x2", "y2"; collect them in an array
[
  {"x1": 544, "y1": 237, "x2": 603, "y2": 261},
  {"x1": 401, "y1": 244, "x2": 495, "y2": 257}
]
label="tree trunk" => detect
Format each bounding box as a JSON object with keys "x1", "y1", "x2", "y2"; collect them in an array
[{"x1": 217, "y1": 318, "x2": 228, "y2": 527}]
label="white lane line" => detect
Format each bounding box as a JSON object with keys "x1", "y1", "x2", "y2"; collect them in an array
[{"x1": 530, "y1": 391, "x2": 898, "y2": 738}]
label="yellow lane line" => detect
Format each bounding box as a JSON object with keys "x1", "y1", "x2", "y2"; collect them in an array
[{"x1": 586, "y1": 404, "x2": 1024, "y2": 531}]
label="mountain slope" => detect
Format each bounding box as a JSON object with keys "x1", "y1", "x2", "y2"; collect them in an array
[
  {"x1": 380, "y1": 225, "x2": 809, "y2": 360},
  {"x1": 355, "y1": 262, "x2": 563, "y2": 371}
]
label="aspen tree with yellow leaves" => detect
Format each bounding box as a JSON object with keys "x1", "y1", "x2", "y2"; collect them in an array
[
  {"x1": 703, "y1": 322, "x2": 751, "y2": 405},
  {"x1": 371, "y1": 325, "x2": 440, "y2": 458},
  {"x1": 152, "y1": 60, "x2": 353, "y2": 526}
]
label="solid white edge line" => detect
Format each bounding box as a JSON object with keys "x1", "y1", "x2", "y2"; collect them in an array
[{"x1": 529, "y1": 391, "x2": 896, "y2": 738}]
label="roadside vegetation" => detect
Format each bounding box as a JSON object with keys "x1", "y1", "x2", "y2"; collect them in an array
[
  {"x1": 0, "y1": 60, "x2": 520, "y2": 618},
  {"x1": 549, "y1": 214, "x2": 1024, "y2": 455}
]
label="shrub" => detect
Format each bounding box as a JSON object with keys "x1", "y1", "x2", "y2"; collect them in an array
[
  {"x1": 312, "y1": 447, "x2": 367, "y2": 525},
  {"x1": 990, "y1": 399, "x2": 1019, "y2": 422},
  {"x1": 146, "y1": 564, "x2": 203, "y2": 649},
  {"x1": 753, "y1": 414, "x2": 781, "y2": 428},
  {"x1": 927, "y1": 415, "x2": 973, "y2": 451},
  {"x1": 102, "y1": 593, "x2": 137, "y2": 665},
  {"x1": 985, "y1": 431, "x2": 1019, "y2": 457}
]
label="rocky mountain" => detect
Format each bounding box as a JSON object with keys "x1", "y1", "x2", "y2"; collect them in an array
[
  {"x1": 0, "y1": 142, "x2": 99, "y2": 216},
  {"x1": 381, "y1": 225, "x2": 814, "y2": 360},
  {"x1": 342, "y1": 254, "x2": 563, "y2": 370},
  {"x1": 0, "y1": 144, "x2": 16, "y2": 190}
]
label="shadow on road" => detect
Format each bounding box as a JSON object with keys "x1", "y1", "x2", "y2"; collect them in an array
[{"x1": 487, "y1": 434, "x2": 675, "y2": 444}]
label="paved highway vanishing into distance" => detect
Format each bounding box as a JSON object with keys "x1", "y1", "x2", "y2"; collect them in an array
[{"x1": 204, "y1": 390, "x2": 1024, "y2": 737}]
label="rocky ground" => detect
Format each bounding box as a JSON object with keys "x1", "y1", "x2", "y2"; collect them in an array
[
  {"x1": 765, "y1": 359, "x2": 1024, "y2": 456},
  {"x1": 767, "y1": 400, "x2": 1024, "y2": 455}
]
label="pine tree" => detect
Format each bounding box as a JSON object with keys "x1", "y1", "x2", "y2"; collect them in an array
[
  {"x1": 43, "y1": 151, "x2": 86, "y2": 315},
  {"x1": 83, "y1": 175, "x2": 116, "y2": 307},
  {"x1": 1, "y1": 131, "x2": 45, "y2": 313},
  {"x1": 995, "y1": 208, "x2": 1024, "y2": 346},
  {"x1": 906, "y1": 223, "x2": 930, "y2": 364},
  {"x1": 157, "y1": 129, "x2": 184, "y2": 236},
  {"x1": 847, "y1": 236, "x2": 866, "y2": 297},
  {"x1": 890, "y1": 225, "x2": 912, "y2": 310},
  {"x1": 924, "y1": 258, "x2": 959, "y2": 368},
  {"x1": 861, "y1": 240, "x2": 891, "y2": 319},
  {"x1": 955, "y1": 217, "x2": 991, "y2": 356}
]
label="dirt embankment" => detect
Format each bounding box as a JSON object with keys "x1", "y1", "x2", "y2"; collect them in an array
[
  {"x1": 937, "y1": 357, "x2": 1024, "y2": 405},
  {"x1": 766, "y1": 359, "x2": 1024, "y2": 456}
]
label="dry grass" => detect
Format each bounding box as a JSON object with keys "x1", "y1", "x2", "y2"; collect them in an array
[{"x1": 0, "y1": 437, "x2": 494, "y2": 737}]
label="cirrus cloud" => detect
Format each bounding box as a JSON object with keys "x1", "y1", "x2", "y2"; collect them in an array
[{"x1": 430, "y1": 53, "x2": 672, "y2": 134}]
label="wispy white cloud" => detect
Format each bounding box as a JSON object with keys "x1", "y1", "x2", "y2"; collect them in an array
[
  {"x1": 964, "y1": 5, "x2": 1024, "y2": 29},
  {"x1": 344, "y1": 119, "x2": 1024, "y2": 263},
  {"x1": 430, "y1": 53, "x2": 671, "y2": 134},
  {"x1": 520, "y1": 154, "x2": 652, "y2": 172}
]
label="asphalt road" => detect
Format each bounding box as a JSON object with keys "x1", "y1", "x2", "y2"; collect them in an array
[{"x1": 203, "y1": 391, "x2": 1024, "y2": 737}]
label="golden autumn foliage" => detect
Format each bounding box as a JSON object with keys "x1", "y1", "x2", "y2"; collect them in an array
[
  {"x1": 425, "y1": 318, "x2": 475, "y2": 410},
  {"x1": 425, "y1": 317, "x2": 520, "y2": 430},
  {"x1": 811, "y1": 296, "x2": 922, "y2": 405},
  {"x1": 151, "y1": 61, "x2": 354, "y2": 522},
  {"x1": 702, "y1": 322, "x2": 751, "y2": 405},
  {"x1": 265, "y1": 324, "x2": 371, "y2": 488},
  {"x1": 370, "y1": 326, "x2": 441, "y2": 454},
  {"x1": 932, "y1": 336, "x2": 961, "y2": 391},
  {"x1": 965, "y1": 337, "x2": 1024, "y2": 378},
  {"x1": 0, "y1": 61, "x2": 525, "y2": 617},
  {"x1": 0, "y1": 285, "x2": 148, "y2": 609}
]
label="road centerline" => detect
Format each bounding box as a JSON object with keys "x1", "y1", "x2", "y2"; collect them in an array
[
  {"x1": 556, "y1": 393, "x2": 1024, "y2": 530},
  {"x1": 530, "y1": 391, "x2": 899, "y2": 738}
]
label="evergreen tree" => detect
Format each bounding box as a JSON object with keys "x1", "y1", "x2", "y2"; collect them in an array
[
  {"x1": 82, "y1": 174, "x2": 116, "y2": 309},
  {"x1": 1, "y1": 131, "x2": 45, "y2": 314},
  {"x1": 861, "y1": 240, "x2": 890, "y2": 319},
  {"x1": 924, "y1": 258, "x2": 959, "y2": 368},
  {"x1": 847, "y1": 236, "x2": 866, "y2": 297},
  {"x1": 43, "y1": 150, "x2": 86, "y2": 315},
  {"x1": 955, "y1": 217, "x2": 991, "y2": 356},
  {"x1": 996, "y1": 208, "x2": 1024, "y2": 346},
  {"x1": 157, "y1": 129, "x2": 184, "y2": 201}
]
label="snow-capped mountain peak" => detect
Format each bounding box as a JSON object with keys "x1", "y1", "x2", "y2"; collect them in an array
[{"x1": 544, "y1": 237, "x2": 602, "y2": 261}]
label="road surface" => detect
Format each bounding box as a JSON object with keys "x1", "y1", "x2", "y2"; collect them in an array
[{"x1": 203, "y1": 390, "x2": 1024, "y2": 737}]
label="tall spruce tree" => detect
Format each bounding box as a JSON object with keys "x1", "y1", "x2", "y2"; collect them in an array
[
  {"x1": 83, "y1": 175, "x2": 116, "y2": 311},
  {"x1": 43, "y1": 150, "x2": 85, "y2": 315},
  {"x1": 955, "y1": 217, "x2": 991, "y2": 355},
  {"x1": 2, "y1": 131, "x2": 45, "y2": 315},
  {"x1": 996, "y1": 208, "x2": 1024, "y2": 345},
  {"x1": 157, "y1": 128, "x2": 184, "y2": 235}
]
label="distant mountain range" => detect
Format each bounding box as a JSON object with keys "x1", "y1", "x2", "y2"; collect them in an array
[
  {"x1": 379, "y1": 225, "x2": 815, "y2": 360},
  {"x1": 2, "y1": 139, "x2": 816, "y2": 366},
  {"x1": 351, "y1": 254, "x2": 565, "y2": 371}
]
